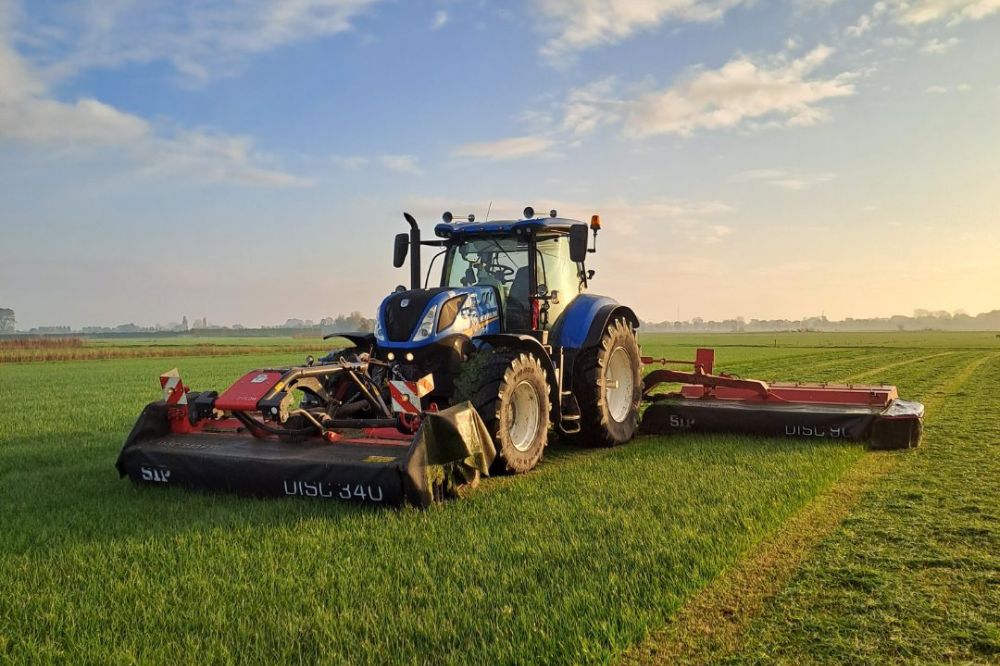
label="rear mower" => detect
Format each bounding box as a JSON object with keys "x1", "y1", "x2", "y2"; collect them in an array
[{"x1": 117, "y1": 207, "x2": 923, "y2": 506}]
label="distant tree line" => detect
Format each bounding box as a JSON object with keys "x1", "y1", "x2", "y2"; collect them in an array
[
  {"x1": 320, "y1": 311, "x2": 375, "y2": 334},
  {"x1": 641, "y1": 309, "x2": 1000, "y2": 333},
  {"x1": 5, "y1": 310, "x2": 376, "y2": 336}
]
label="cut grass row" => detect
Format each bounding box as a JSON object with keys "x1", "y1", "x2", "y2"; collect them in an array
[
  {"x1": 718, "y1": 351, "x2": 1000, "y2": 663},
  {"x1": 626, "y1": 348, "x2": 993, "y2": 663}
]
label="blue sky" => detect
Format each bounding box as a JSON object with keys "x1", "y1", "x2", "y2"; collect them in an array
[{"x1": 1, "y1": 0, "x2": 998, "y2": 329}]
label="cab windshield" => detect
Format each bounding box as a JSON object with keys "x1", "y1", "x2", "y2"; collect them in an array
[
  {"x1": 444, "y1": 237, "x2": 528, "y2": 291},
  {"x1": 442, "y1": 234, "x2": 583, "y2": 331}
]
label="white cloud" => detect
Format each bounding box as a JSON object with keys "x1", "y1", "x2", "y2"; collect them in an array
[
  {"x1": 559, "y1": 198, "x2": 733, "y2": 240},
  {"x1": 20, "y1": 0, "x2": 382, "y2": 85},
  {"x1": 922, "y1": 37, "x2": 960, "y2": 53},
  {"x1": 379, "y1": 154, "x2": 421, "y2": 174},
  {"x1": 561, "y1": 77, "x2": 623, "y2": 135},
  {"x1": 0, "y1": 28, "x2": 309, "y2": 187},
  {"x1": 925, "y1": 84, "x2": 949, "y2": 93},
  {"x1": 624, "y1": 46, "x2": 856, "y2": 137},
  {"x1": 330, "y1": 153, "x2": 422, "y2": 173},
  {"x1": 836, "y1": 0, "x2": 998, "y2": 32},
  {"x1": 453, "y1": 136, "x2": 556, "y2": 160},
  {"x1": 541, "y1": 45, "x2": 856, "y2": 143},
  {"x1": 138, "y1": 131, "x2": 314, "y2": 187},
  {"x1": 891, "y1": 0, "x2": 1000, "y2": 24},
  {"x1": 534, "y1": 0, "x2": 750, "y2": 58},
  {"x1": 845, "y1": 14, "x2": 874, "y2": 36},
  {"x1": 431, "y1": 10, "x2": 449, "y2": 30},
  {"x1": 734, "y1": 168, "x2": 836, "y2": 190},
  {"x1": 331, "y1": 155, "x2": 370, "y2": 169}
]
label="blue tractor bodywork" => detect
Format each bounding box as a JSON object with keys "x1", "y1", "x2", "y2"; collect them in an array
[
  {"x1": 373, "y1": 286, "x2": 502, "y2": 350},
  {"x1": 374, "y1": 210, "x2": 636, "y2": 433}
]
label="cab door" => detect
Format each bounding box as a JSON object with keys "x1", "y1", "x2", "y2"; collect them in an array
[{"x1": 535, "y1": 236, "x2": 584, "y2": 330}]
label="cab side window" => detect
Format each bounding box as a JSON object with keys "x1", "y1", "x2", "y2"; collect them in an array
[{"x1": 536, "y1": 236, "x2": 582, "y2": 329}]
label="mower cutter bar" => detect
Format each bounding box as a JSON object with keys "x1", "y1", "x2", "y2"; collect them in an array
[{"x1": 639, "y1": 349, "x2": 924, "y2": 449}]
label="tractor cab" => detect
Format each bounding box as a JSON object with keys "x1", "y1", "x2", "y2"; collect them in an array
[
  {"x1": 383, "y1": 207, "x2": 597, "y2": 347},
  {"x1": 436, "y1": 210, "x2": 594, "y2": 332}
]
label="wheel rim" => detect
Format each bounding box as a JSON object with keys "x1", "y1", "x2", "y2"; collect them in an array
[
  {"x1": 508, "y1": 380, "x2": 540, "y2": 452},
  {"x1": 605, "y1": 347, "x2": 634, "y2": 423}
]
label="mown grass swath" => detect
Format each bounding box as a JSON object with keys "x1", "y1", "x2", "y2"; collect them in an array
[
  {"x1": 0, "y1": 332, "x2": 996, "y2": 663},
  {"x1": 723, "y1": 351, "x2": 1000, "y2": 663}
]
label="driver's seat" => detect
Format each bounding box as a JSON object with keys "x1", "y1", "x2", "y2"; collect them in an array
[{"x1": 506, "y1": 267, "x2": 532, "y2": 330}]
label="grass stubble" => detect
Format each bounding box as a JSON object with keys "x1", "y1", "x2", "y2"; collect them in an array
[{"x1": 0, "y1": 333, "x2": 997, "y2": 663}]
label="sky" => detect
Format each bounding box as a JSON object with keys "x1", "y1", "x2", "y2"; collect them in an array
[{"x1": 1, "y1": 0, "x2": 998, "y2": 330}]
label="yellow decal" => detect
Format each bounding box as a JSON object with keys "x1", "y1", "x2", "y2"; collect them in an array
[{"x1": 363, "y1": 455, "x2": 396, "y2": 463}]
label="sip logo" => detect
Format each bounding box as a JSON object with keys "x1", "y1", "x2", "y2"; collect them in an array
[
  {"x1": 666, "y1": 414, "x2": 695, "y2": 429},
  {"x1": 140, "y1": 466, "x2": 171, "y2": 483}
]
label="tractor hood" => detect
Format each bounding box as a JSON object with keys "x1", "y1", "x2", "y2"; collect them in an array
[{"x1": 375, "y1": 286, "x2": 501, "y2": 347}]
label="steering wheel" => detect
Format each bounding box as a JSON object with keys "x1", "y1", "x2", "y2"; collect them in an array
[{"x1": 490, "y1": 265, "x2": 515, "y2": 282}]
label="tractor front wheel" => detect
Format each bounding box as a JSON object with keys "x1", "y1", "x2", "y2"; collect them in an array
[
  {"x1": 572, "y1": 318, "x2": 642, "y2": 446},
  {"x1": 469, "y1": 351, "x2": 550, "y2": 474}
]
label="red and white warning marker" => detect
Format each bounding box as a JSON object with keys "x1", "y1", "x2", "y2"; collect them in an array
[
  {"x1": 389, "y1": 374, "x2": 435, "y2": 414},
  {"x1": 160, "y1": 368, "x2": 188, "y2": 406}
]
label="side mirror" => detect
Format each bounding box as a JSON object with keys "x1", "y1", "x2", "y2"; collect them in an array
[
  {"x1": 569, "y1": 224, "x2": 589, "y2": 263},
  {"x1": 393, "y1": 233, "x2": 409, "y2": 268}
]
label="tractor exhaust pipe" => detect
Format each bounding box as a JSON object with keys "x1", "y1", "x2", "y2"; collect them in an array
[{"x1": 404, "y1": 212, "x2": 421, "y2": 290}]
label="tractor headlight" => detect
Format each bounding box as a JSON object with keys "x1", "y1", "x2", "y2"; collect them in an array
[
  {"x1": 412, "y1": 304, "x2": 439, "y2": 342},
  {"x1": 437, "y1": 294, "x2": 468, "y2": 333}
]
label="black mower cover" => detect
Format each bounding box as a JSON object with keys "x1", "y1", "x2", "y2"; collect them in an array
[
  {"x1": 640, "y1": 398, "x2": 924, "y2": 449},
  {"x1": 116, "y1": 400, "x2": 496, "y2": 507}
]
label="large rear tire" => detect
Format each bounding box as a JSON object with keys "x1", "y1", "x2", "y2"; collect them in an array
[
  {"x1": 571, "y1": 318, "x2": 642, "y2": 446},
  {"x1": 468, "y1": 351, "x2": 550, "y2": 474}
]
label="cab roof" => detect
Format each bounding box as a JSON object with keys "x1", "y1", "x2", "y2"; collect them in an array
[{"x1": 434, "y1": 217, "x2": 582, "y2": 239}]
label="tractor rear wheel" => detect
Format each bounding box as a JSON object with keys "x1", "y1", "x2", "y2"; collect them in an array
[
  {"x1": 571, "y1": 318, "x2": 642, "y2": 446},
  {"x1": 468, "y1": 351, "x2": 550, "y2": 474}
]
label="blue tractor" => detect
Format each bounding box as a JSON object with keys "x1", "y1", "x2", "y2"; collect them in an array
[
  {"x1": 117, "y1": 206, "x2": 923, "y2": 506},
  {"x1": 378, "y1": 207, "x2": 642, "y2": 473},
  {"x1": 116, "y1": 206, "x2": 643, "y2": 505}
]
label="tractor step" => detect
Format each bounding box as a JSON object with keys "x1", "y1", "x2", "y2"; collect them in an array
[{"x1": 559, "y1": 391, "x2": 582, "y2": 434}]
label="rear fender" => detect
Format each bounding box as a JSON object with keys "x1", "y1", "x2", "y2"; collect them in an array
[
  {"x1": 582, "y1": 304, "x2": 639, "y2": 348},
  {"x1": 550, "y1": 294, "x2": 639, "y2": 350},
  {"x1": 550, "y1": 300, "x2": 639, "y2": 392}
]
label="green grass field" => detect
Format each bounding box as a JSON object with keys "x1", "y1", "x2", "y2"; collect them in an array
[{"x1": 1, "y1": 332, "x2": 997, "y2": 663}]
